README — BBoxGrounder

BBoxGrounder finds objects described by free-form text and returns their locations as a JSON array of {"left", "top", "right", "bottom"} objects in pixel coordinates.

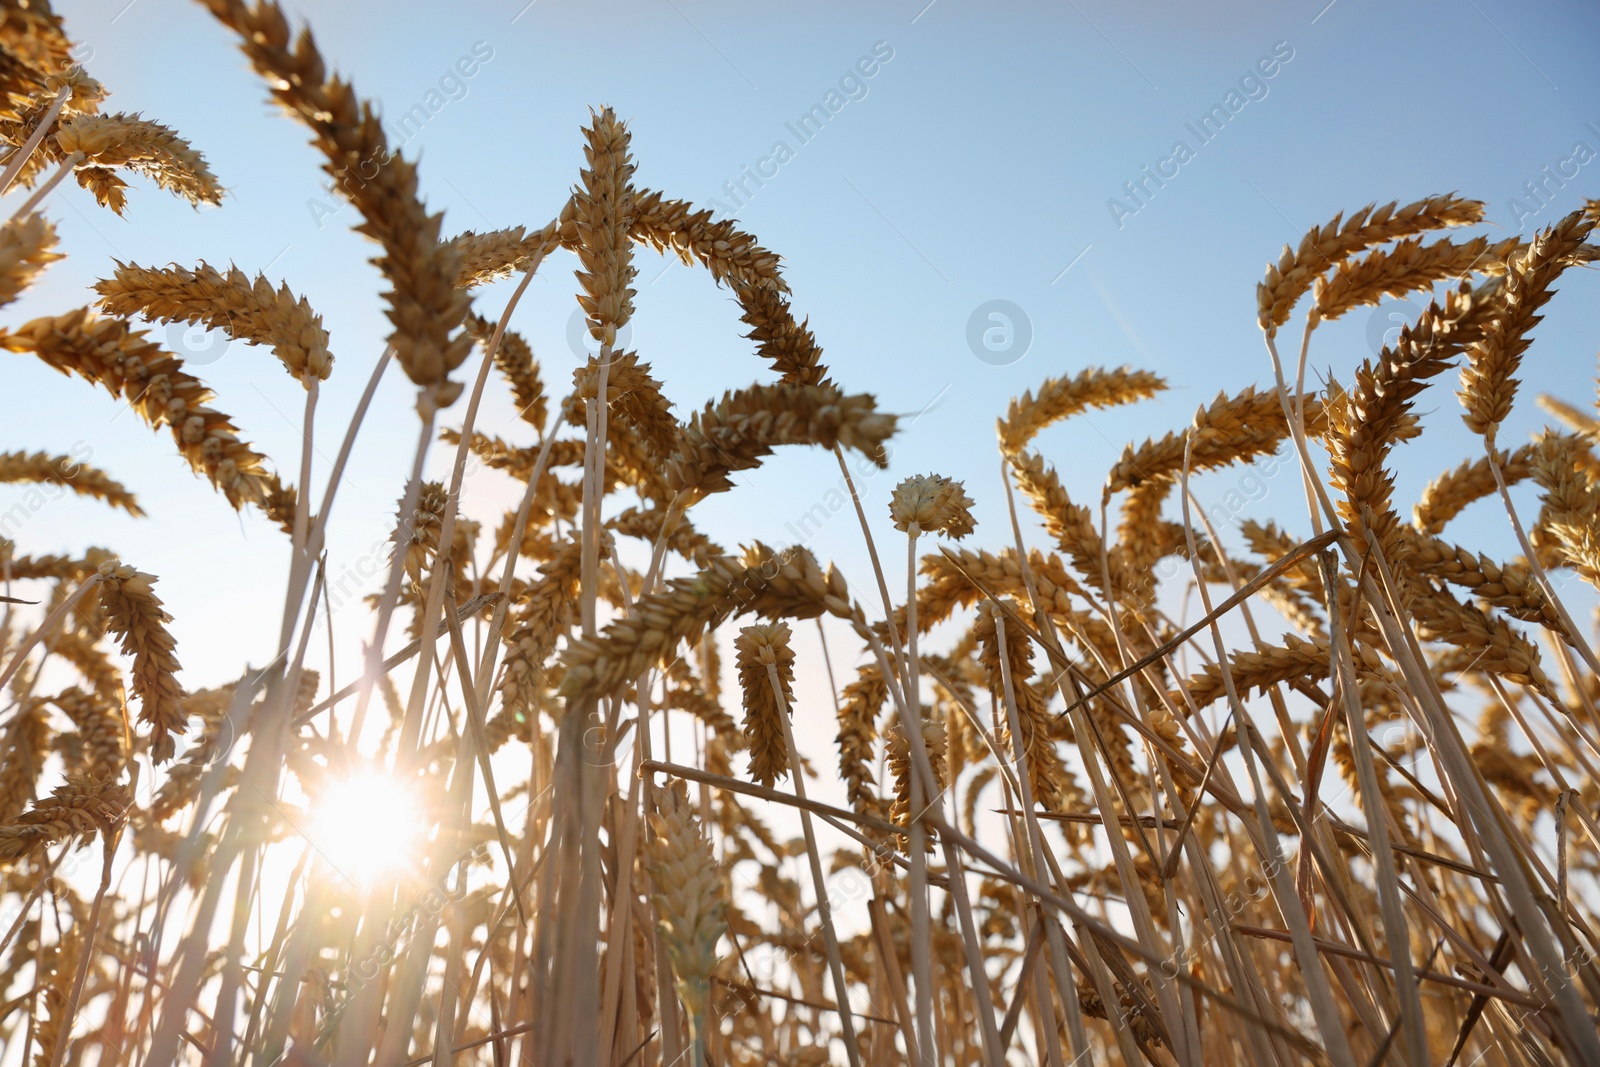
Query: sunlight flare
[{"left": 306, "top": 770, "right": 422, "bottom": 885}]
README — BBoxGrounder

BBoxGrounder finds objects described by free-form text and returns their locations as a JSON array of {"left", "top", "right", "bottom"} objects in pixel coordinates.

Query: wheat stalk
[{"left": 0, "top": 7, "right": 1596, "bottom": 1060}]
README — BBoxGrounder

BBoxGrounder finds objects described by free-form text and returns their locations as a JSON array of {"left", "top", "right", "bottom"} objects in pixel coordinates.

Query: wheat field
[{"left": 0, "top": 2, "right": 1597, "bottom": 1065}]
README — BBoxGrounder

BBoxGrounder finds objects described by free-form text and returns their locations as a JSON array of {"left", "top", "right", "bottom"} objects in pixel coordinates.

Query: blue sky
[{"left": 10, "top": 0, "right": 1600, "bottom": 728}]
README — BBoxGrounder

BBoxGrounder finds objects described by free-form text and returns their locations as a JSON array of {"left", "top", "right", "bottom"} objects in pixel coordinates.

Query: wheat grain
[
  {"left": 200, "top": 0, "right": 470, "bottom": 409},
  {"left": 1324, "top": 286, "right": 1487, "bottom": 560},
  {"left": 1530, "top": 433, "right": 1600, "bottom": 589},
  {"left": 835, "top": 663, "right": 887, "bottom": 828},
  {"left": 388, "top": 481, "right": 479, "bottom": 618},
  {"left": 911, "top": 545, "right": 1089, "bottom": 637},
  {"left": 450, "top": 216, "right": 565, "bottom": 288},
  {"left": 31, "top": 916, "right": 81, "bottom": 1066},
  {"left": 1401, "top": 530, "right": 1560, "bottom": 631},
  {"left": 73, "top": 165, "right": 125, "bottom": 213},
  {"left": 573, "top": 350, "right": 676, "bottom": 458},
  {"left": 1116, "top": 482, "right": 1197, "bottom": 580},
  {"left": 50, "top": 111, "right": 222, "bottom": 206},
  {"left": 1459, "top": 210, "right": 1595, "bottom": 442},
  {"left": 48, "top": 628, "right": 121, "bottom": 707},
  {"left": 889, "top": 474, "right": 977, "bottom": 539},
  {"left": 1311, "top": 234, "right": 1526, "bottom": 323},
  {"left": 610, "top": 505, "right": 724, "bottom": 568},
  {"left": 148, "top": 686, "right": 237, "bottom": 821},
  {"left": 886, "top": 719, "right": 945, "bottom": 851},
  {"left": 0, "top": 546, "right": 113, "bottom": 585},
  {"left": 1106, "top": 386, "right": 1323, "bottom": 495},
  {"left": 0, "top": 65, "right": 104, "bottom": 193},
  {"left": 1411, "top": 581, "right": 1550, "bottom": 692},
  {"left": 464, "top": 312, "right": 545, "bottom": 428},
  {"left": 665, "top": 382, "right": 894, "bottom": 501},
  {"left": 53, "top": 113, "right": 221, "bottom": 205},
  {"left": 1413, "top": 445, "right": 1535, "bottom": 535},
  {"left": 572, "top": 107, "right": 636, "bottom": 349},
  {"left": 630, "top": 189, "right": 785, "bottom": 293},
  {"left": 446, "top": 428, "right": 662, "bottom": 512},
  {"left": 49, "top": 687, "right": 123, "bottom": 781},
  {"left": 561, "top": 543, "right": 852, "bottom": 705},
  {"left": 734, "top": 281, "right": 831, "bottom": 388},
  {"left": 499, "top": 533, "right": 584, "bottom": 724},
  {"left": 1009, "top": 450, "right": 1123, "bottom": 594},
  {"left": 975, "top": 603, "right": 1067, "bottom": 810},
  {"left": 0, "top": 698, "right": 49, "bottom": 824},
  {"left": 662, "top": 658, "right": 738, "bottom": 749},
  {"left": 1536, "top": 394, "right": 1600, "bottom": 439},
  {"left": 0, "top": 6, "right": 75, "bottom": 88},
  {"left": 1174, "top": 635, "right": 1333, "bottom": 711},
  {"left": 0, "top": 49, "right": 45, "bottom": 122}
]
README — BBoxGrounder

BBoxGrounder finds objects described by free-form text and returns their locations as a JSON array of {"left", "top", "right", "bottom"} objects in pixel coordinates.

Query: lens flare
[{"left": 306, "top": 771, "right": 421, "bottom": 885}]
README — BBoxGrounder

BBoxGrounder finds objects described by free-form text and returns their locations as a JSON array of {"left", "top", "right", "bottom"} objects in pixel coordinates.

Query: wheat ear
[
  {"left": 645, "top": 781, "right": 726, "bottom": 1067},
  {"left": 0, "top": 773, "right": 125, "bottom": 862},
  {"left": 1257, "top": 194, "right": 1483, "bottom": 332},
  {"left": 95, "top": 260, "right": 333, "bottom": 384},
  {"left": 0, "top": 308, "right": 282, "bottom": 514},
  {"left": 96, "top": 561, "right": 186, "bottom": 763},
  {"left": 746, "top": 622, "right": 863, "bottom": 1065},
  {"left": 0, "top": 450, "right": 142, "bottom": 515},
  {"left": 0, "top": 211, "right": 58, "bottom": 308},
  {"left": 199, "top": 0, "right": 470, "bottom": 410},
  {"left": 53, "top": 112, "right": 222, "bottom": 205}
]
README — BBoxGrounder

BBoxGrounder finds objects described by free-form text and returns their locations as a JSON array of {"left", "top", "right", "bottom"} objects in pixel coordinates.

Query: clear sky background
[{"left": 9, "top": 0, "right": 1600, "bottom": 772}]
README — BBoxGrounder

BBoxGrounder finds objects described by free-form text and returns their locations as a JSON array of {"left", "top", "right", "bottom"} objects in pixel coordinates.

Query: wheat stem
[
  {"left": 44, "top": 841, "right": 109, "bottom": 1067},
  {"left": 343, "top": 383, "right": 438, "bottom": 750},
  {"left": 0, "top": 572, "right": 99, "bottom": 695},
  {"left": 10, "top": 151, "right": 80, "bottom": 219},
  {"left": 765, "top": 659, "right": 863, "bottom": 1065},
  {"left": 0, "top": 87, "right": 69, "bottom": 194},
  {"left": 1177, "top": 437, "right": 1360, "bottom": 1067},
  {"left": 1485, "top": 445, "right": 1600, "bottom": 678}
]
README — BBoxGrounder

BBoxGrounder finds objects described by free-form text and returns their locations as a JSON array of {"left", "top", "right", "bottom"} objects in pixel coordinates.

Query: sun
[{"left": 306, "top": 770, "right": 423, "bottom": 886}]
